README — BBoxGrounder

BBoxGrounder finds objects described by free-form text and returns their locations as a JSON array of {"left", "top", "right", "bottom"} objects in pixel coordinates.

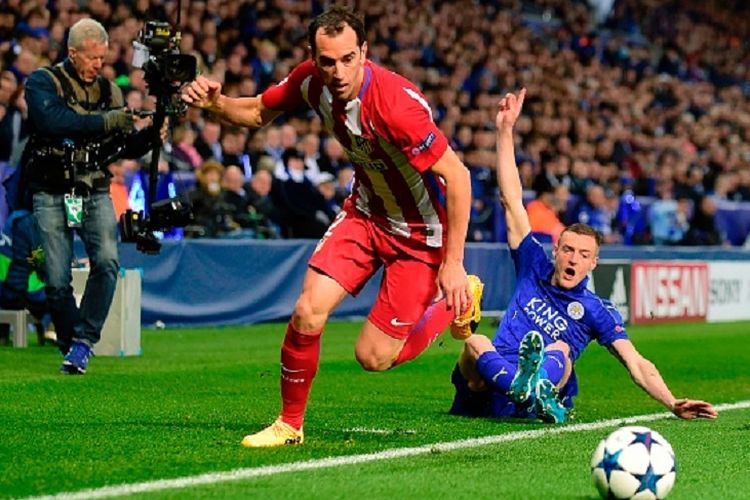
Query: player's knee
[
  {"left": 546, "top": 340, "right": 571, "bottom": 358},
  {"left": 357, "top": 357, "right": 389, "bottom": 372},
  {"left": 292, "top": 294, "right": 328, "bottom": 332},
  {"left": 354, "top": 345, "right": 393, "bottom": 372},
  {"left": 465, "top": 334, "right": 494, "bottom": 361}
]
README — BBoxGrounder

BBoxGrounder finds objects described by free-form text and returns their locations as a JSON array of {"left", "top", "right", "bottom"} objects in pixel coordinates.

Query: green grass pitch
[{"left": 1, "top": 320, "right": 749, "bottom": 499}]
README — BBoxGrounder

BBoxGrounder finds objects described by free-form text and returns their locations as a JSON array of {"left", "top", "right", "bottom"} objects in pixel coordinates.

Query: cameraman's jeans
[{"left": 33, "top": 191, "right": 119, "bottom": 352}]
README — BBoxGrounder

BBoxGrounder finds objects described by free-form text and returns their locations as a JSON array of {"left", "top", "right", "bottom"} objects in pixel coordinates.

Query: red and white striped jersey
[{"left": 261, "top": 59, "right": 449, "bottom": 248}]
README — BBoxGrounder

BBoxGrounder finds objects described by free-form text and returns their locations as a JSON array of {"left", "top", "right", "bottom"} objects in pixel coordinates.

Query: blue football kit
[{"left": 451, "top": 233, "right": 628, "bottom": 418}]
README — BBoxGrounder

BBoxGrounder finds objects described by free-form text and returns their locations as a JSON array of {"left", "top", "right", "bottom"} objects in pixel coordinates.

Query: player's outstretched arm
[
  {"left": 181, "top": 75, "right": 281, "bottom": 128},
  {"left": 495, "top": 89, "right": 531, "bottom": 250},
  {"left": 610, "top": 339, "right": 718, "bottom": 420},
  {"left": 430, "top": 147, "right": 472, "bottom": 315}
]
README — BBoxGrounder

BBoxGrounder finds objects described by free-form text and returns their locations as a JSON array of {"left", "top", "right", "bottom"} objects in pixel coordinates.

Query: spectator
[
  {"left": 517, "top": 158, "right": 536, "bottom": 190},
  {"left": 271, "top": 148, "right": 334, "bottom": 239},
  {"left": 0, "top": 6, "right": 17, "bottom": 49},
  {"left": 247, "top": 169, "right": 280, "bottom": 238},
  {"left": 648, "top": 179, "right": 691, "bottom": 245},
  {"left": 575, "top": 184, "right": 620, "bottom": 244},
  {"left": 124, "top": 89, "right": 144, "bottom": 111},
  {"left": 731, "top": 170, "right": 750, "bottom": 201},
  {"left": 683, "top": 195, "right": 723, "bottom": 246},
  {"left": 280, "top": 124, "right": 298, "bottom": 151},
  {"left": 317, "top": 137, "right": 351, "bottom": 174},
  {"left": 170, "top": 125, "right": 202, "bottom": 171},
  {"left": 218, "top": 164, "right": 272, "bottom": 238},
  {"left": 187, "top": 159, "right": 235, "bottom": 238},
  {"left": 615, "top": 178, "right": 648, "bottom": 245},
  {"left": 262, "top": 126, "right": 283, "bottom": 165},
  {"left": 568, "top": 159, "right": 592, "bottom": 196},
  {"left": 250, "top": 40, "right": 277, "bottom": 91},
  {"left": 533, "top": 157, "right": 564, "bottom": 193},
  {"left": 0, "top": 70, "right": 17, "bottom": 107},
  {"left": 194, "top": 119, "right": 223, "bottom": 162},
  {"left": 527, "top": 184, "right": 569, "bottom": 244},
  {"left": 0, "top": 81, "right": 27, "bottom": 163},
  {"left": 301, "top": 133, "right": 323, "bottom": 180},
  {"left": 220, "top": 165, "right": 250, "bottom": 220},
  {"left": 9, "top": 49, "right": 37, "bottom": 83},
  {"left": 220, "top": 127, "right": 249, "bottom": 170},
  {"left": 314, "top": 171, "right": 340, "bottom": 215}
]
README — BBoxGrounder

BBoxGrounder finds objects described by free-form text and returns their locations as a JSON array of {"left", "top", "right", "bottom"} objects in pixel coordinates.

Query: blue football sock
[
  {"left": 540, "top": 349, "right": 566, "bottom": 385},
  {"left": 476, "top": 351, "right": 516, "bottom": 392}
]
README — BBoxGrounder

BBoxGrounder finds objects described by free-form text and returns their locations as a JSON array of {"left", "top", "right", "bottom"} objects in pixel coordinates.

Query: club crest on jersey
[
  {"left": 352, "top": 135, "right": 372, "bottom": 154},
  {"left": 345, "top": 134, "right": 385, "bottom": 170},
  {"left": 567, "top": 301, "right": 585, "bottom": 320}
]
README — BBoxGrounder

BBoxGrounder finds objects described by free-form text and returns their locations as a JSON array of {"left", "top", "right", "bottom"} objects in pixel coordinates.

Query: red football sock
[
  {"left": 392, "top": 298, "right": 454, "bottom": 367},
  {"left": 279, "top": 322, "right": 321, "bottom": 430}
]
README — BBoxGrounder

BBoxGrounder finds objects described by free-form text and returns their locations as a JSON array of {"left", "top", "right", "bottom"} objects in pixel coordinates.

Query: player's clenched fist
[{"left": 181, "top": 75, "right": 222, "bottom": 110}]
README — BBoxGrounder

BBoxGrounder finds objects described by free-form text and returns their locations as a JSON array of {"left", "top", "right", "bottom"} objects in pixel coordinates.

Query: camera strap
[{"left": 46, "top": 65, "right": 112, "bottom": 111}]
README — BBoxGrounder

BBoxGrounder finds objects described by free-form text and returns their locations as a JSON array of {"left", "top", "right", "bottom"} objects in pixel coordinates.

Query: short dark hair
[
  {"left": 282, "top": 147, "right": 304, "bottom": 164},
  {"left": 307, "top": 6, "right": 365, "bottom": 57},
  {"left": 560, "top": 223, "right": 602, "bottom": 248}
]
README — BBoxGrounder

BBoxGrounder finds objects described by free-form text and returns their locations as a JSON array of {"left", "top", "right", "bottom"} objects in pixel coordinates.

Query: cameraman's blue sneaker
[
  {"left": 508, "top": 331, "right": 544, "bottom": 403},
  {"left": 533, "top": 378, "right": 568, "bottom": 424},
  {"left": 61, "top": 341, "right": 92, "bottom": 375}
]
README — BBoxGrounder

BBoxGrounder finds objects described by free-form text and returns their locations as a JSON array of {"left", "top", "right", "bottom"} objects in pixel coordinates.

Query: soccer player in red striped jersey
[{"left": 182, "top": 6, "right": 484, "bottom": 447}]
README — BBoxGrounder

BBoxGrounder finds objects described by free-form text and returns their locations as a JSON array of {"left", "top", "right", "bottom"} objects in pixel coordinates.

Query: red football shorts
[{"left": 309, "top": 209, "right": 443, "bottom": 340}]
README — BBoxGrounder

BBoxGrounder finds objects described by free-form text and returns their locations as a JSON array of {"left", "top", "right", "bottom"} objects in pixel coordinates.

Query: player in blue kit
[{"left": 450, "top": 89, "right": 718, "bottom": 423}]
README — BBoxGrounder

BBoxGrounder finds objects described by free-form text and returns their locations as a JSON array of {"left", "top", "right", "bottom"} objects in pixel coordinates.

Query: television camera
[{"left": 119, "top": 18, "right": 197, "bottom": 254}]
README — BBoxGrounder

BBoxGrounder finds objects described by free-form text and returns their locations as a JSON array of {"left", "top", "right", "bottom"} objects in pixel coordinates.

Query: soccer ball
[{"left": 591, "top": 425, "right": 676, "bottom": 499}]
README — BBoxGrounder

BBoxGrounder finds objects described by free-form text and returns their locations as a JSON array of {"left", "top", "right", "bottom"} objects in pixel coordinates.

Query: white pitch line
[
  {"left": 342, "top": 427, "right": 417, "bottom": 434},
  {"left": 23, "top": 400, "right": 750, "bottom": 500}
]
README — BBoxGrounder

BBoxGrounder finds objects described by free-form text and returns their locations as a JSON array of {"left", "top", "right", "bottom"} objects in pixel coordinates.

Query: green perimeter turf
[
  {"left": 0, "top": 320, "right": 749, "bottom": 499},
  {"left": 128, "top": 409, "right": 750, "bottom": 500}
]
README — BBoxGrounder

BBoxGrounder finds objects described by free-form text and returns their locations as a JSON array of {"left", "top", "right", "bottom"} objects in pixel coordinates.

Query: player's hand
[
  {"left": 438, "top": 261, "right": 471, "bottom": 318},
  {"left": 181, "top": 75, "right": 222, "bottom": 110},
  {"left": 495, "top": 88, "right": 526, "bottom": 132},
  {"left": 671, "top": 399, "right": 718, "bottom": 420}
]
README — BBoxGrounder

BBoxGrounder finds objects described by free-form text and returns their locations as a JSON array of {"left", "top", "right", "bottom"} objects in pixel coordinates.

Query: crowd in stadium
[{"left": 1, "top": 0, "right": 749, "bottom": 245}]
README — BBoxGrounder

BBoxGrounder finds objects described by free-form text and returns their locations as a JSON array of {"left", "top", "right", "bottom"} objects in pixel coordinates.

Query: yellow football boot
[
  {"left": 450, "top": 275, "right": 484, "bottom": 340},
  {"left": 241, "top": 418, "right": 304, "bottom": 448}
]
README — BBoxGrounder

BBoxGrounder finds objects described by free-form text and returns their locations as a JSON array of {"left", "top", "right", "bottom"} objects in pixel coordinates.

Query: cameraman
[{"left": 23, "top": 19, "right": 164, "bottom": 374}]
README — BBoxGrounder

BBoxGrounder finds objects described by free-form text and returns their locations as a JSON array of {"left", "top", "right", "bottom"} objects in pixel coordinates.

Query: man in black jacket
[{"left": 23, "top": 18, "right": 161, "bottom": 374}]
